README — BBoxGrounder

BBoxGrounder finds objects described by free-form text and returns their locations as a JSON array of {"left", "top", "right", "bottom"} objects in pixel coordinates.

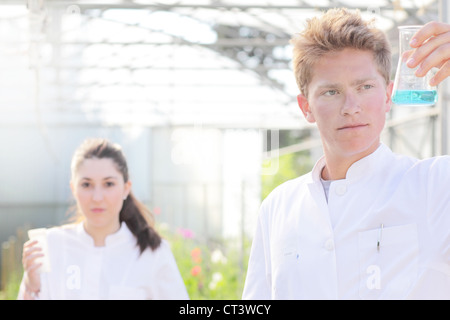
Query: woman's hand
[
  {"left": 21, "top": 240, "right": 43, "bottom": 299},
  {"left": 407, "top": 21, "right": 450, "bottom": 86}
]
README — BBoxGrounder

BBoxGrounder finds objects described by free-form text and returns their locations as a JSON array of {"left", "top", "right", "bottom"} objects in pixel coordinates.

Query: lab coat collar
[
  {"left": 310, "top": 143, "right": 394, "bottom": 183},
  {"left": 76, "top": 221, "right": 135, "bottom": 248}
]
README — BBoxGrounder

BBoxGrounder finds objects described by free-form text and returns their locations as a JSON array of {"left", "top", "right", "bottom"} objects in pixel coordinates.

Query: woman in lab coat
[
  {"left": 243, "top": 9, "right": 450, "bottom": 299},
  {"left": 19, "top": 138, "right": 189, "bottom": 299}
]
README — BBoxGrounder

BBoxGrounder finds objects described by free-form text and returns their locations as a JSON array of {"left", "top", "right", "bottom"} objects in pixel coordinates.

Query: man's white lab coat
[{"left": 243, "top": 143, "right": 450, "bottom": 299}]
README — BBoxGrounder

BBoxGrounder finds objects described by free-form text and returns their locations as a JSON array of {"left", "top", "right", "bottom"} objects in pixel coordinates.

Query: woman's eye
[
  {"left": 105, "top": 182, "right": 115, "bottom": 187},
  {"left": 81, "top": 182, "right": 90, "bottom": 188}
]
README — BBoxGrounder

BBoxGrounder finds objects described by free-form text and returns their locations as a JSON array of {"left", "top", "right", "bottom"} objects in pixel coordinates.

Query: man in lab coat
[{"left": 243, "top": 8, "right": 450, "bottom": 299}]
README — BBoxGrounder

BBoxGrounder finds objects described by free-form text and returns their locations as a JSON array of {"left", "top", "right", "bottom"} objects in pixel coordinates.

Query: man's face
[{"left": 298, "top": 48, "right": 393, "bottom": 160}]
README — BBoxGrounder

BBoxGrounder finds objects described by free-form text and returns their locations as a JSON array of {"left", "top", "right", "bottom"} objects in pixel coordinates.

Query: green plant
[
  {"left": 262, "top": 152, "right": 312, "bottom": 200},
  {"left": 159, "top": 224, "right": 250, "bottom": 300},
  {"left": 0, "top": 271, "right": 22, "bottom": 300}
]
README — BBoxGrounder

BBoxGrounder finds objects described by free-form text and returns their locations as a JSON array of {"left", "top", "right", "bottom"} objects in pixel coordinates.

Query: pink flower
[{"left": 176, "top": 227, "right": 194, "bottom": 239}]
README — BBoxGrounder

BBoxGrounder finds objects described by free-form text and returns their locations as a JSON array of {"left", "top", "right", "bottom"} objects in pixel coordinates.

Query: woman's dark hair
[{"left": 70, "top": 138, "right": 161, "bottom": 253}]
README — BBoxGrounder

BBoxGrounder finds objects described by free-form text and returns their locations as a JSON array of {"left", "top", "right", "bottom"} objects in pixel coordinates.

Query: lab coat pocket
[
  {"left": 108, "top": 285, "right": 147, "bottom": 300},
  {"left": 272, "top": 241, "right": 300, "bottom": 299},
  {"left": 358, "top": 223, "right": 419, "bottom": 299}
]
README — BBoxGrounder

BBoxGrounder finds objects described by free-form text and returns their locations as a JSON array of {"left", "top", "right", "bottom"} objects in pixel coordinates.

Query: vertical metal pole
[
  {"left": 240, "top": 180, "right": 246, "bottom": 292},
  {"left": 439, "top": 0, "right": 449, "bottom": 155},
  {"left": 203, "top": 183, "right": 208, "bottom": 241}
]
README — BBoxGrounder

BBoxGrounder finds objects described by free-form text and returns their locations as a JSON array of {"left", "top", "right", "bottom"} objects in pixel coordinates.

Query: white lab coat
[
  {"left": 18, "top": 222, "right": 189, "bottom": 300},
  {"left": 243, "top": 143, "right": 450, "bottom": 299}
]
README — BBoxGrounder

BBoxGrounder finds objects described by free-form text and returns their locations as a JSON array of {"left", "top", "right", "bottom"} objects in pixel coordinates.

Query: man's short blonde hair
[{"left": 291, "top": 8, "right": 391, "bottom": 97}]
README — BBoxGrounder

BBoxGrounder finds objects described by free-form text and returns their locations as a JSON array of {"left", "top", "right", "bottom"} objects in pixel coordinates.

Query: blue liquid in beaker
[{"left": 392, "top": 90, "right": 437, "bottom": 106}]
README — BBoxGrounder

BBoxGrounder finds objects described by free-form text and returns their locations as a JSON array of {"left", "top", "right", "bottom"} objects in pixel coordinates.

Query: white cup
[{"left": 27, "top": 228, "right": 51, "bottom": 273}]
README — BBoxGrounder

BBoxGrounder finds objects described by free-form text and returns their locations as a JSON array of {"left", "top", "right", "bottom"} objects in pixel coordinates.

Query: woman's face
[{"left": 71, "top": 158, "right": 131, "bottom": 233}]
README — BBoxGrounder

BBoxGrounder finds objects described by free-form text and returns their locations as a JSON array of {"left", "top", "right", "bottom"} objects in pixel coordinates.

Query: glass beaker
[{"left": 391, "top": 26, "right": 437, "bottom": 106}]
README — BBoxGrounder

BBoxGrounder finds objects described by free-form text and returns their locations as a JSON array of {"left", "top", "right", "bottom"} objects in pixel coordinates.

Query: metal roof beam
[{"left": 1, "top": 1, "right": 398, "bottom": 11}]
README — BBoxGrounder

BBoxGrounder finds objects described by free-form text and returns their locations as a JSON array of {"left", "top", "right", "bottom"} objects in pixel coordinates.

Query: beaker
[
  {"left": 391, "top": 26, "right": 437, "bottom": 106},
  {"left": 28, "top": 228, "right": 51, "bottom": 273}
]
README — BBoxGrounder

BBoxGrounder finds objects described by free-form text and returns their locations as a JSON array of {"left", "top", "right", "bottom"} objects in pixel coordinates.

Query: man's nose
[{"left": 341, "top": 92, "right": 361, "bottom": 115}]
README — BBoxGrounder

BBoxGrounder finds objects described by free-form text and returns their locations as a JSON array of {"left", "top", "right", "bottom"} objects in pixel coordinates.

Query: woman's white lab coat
[
  {"left": 18, "top": 222, "right": 189, "bottom": 300},
  {"left": 243, "top": 143, "right": 450, "bottom": 299}
]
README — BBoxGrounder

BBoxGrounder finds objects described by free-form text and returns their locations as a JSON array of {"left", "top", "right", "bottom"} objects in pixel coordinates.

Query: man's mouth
[{"left": 338, "top": 123, "right": 368, "bottom": 130}]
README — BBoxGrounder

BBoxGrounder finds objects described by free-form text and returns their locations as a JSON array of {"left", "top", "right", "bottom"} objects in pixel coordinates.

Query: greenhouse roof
[{"left": 0, "top": 0, "right": 440, "bottom": 129}]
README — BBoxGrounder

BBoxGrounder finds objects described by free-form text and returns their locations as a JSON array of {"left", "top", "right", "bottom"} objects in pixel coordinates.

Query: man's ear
[
  {"left": 385, "top": 81, "right": 394, "bottom": 113},
  {"left": 297, "top": 94, "right": 316, "bottom": 123}
]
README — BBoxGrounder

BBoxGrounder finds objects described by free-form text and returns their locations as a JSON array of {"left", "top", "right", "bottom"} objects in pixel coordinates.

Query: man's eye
[
  {"left": 362, "top": 84, "right": 374, "bottom": 90},
  {"left": 324, "top": 90, "right": 338, "bottom": 96}
]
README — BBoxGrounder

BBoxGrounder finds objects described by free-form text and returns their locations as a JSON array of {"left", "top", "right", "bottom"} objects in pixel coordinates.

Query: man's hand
[{"left": 407, "top": 21, "right": 450, "bottom": 86}]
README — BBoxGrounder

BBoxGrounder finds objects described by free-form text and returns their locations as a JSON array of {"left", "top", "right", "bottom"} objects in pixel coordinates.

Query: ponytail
[{"left": 120, "top": 193, "right": 162, "bottom": 254}]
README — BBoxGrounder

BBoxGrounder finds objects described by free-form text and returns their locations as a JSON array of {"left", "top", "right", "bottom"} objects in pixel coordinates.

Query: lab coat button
[
  {"left": 324, "top": 239, "right": 334, "bottom": 251},
  {"left": 335, "top": 184, "right": 347, "bottom": 196}
]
